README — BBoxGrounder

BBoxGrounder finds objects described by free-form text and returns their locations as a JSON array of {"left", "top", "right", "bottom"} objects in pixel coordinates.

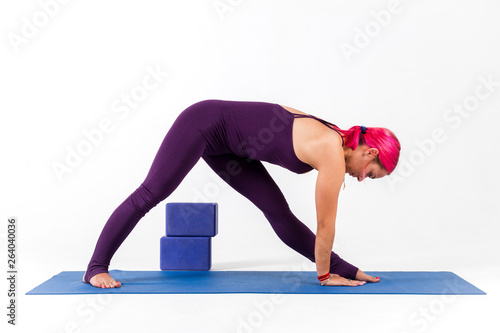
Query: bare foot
[
  {"left": 355, "top": 269, "right": 380, "bottom": 283},
  {"left": 83, "top": 272, "right": 121, "bottom": 288}
]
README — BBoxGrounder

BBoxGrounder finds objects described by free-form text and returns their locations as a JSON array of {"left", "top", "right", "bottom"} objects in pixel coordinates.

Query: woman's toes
[{"left": 88, "top": 274, "right": 121, "bottom": 288}]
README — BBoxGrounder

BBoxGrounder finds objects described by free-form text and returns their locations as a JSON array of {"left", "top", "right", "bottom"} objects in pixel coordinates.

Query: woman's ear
[{"left": 367, "top": 148, "right": 379, "bottom": 159}]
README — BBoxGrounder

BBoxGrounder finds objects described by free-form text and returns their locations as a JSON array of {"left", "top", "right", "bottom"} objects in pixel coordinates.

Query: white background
[{"left": 1, "top": 0, "right": 499, "bottom": 332}]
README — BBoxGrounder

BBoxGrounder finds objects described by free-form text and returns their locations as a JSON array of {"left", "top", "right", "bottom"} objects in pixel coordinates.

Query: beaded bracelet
[
  {"left": 318, "top": 272, "right": 330, "bottom": 281},
  {"left": 319, "top": 274, "right": 332, "bottom": 286},
  {"left": 318, "top": 272, "right": 331, "bottom": 286}
]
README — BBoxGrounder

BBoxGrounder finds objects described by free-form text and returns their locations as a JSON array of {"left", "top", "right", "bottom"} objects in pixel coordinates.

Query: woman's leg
[
  {"left": 84, "top": 102, "right": 212, "bottom": 284},
  {"left": 202, "top": 154, "right": 359, "bottom": 280}
]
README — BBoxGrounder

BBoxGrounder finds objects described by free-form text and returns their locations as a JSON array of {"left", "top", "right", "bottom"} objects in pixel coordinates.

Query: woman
[{"left": 83, "top": 99, "right": 400, "bottom": 288}]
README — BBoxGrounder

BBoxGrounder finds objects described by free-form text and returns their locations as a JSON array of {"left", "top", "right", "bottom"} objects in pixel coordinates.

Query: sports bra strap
[{"left": 293, "top": 114, "right": 345, "bottom": 146}]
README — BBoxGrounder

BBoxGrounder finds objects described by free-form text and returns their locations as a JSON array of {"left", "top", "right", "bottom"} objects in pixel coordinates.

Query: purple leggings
[{"left": 83, "top": 100, "right": 358, "bottom": 283}]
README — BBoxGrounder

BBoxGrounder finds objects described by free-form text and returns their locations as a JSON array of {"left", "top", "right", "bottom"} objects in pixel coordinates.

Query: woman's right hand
[
  {"left": 324, "top": 273, "right": 366, "bottom": 286},
  {"left": 324, "top": 270, "right": 381, "bottom": 286}
]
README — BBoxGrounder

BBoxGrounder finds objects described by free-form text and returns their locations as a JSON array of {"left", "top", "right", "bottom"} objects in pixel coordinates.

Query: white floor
[{"left": 4, "top": 259, "right": 497, "bottom": 333}]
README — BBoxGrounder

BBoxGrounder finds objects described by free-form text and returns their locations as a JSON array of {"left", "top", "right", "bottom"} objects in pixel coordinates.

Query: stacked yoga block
[{"left": 160, "top": 203, "right": 218, "bottom": 270}]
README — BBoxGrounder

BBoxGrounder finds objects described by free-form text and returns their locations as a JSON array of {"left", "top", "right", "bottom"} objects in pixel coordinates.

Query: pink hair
[{"left": 333, "top": 125, "right": 401, "bottom": 174}]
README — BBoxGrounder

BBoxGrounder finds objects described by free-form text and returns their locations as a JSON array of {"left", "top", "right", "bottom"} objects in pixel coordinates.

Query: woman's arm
[{"left": 311, "top": 138, "right": 345, "bottom": 277}]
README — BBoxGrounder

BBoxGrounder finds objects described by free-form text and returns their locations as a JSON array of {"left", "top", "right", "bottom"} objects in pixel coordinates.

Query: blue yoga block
[
  {"left": 160, "top": 236, "right": 211, "bottom": 270},
  {"left": 165, "top": 202, "right": 218, "bottom": 237}
]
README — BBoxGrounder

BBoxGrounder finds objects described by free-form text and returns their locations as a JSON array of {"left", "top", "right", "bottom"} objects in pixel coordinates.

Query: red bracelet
[{"left": 318, "top": 273, "right": 330, "bottom": 281}]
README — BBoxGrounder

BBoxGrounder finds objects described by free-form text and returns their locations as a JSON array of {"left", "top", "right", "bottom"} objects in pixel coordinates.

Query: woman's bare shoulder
[
  {"left": 283, "top": 104, "right": 343, "bottom": 171},
  {"left": 278, "top": 105, "right": 308, "bottom": 116}
]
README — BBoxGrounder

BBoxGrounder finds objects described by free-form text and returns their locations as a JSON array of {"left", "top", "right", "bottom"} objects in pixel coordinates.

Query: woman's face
[{"left": 346, "top": 145, "right": 389, "bottom": 181}]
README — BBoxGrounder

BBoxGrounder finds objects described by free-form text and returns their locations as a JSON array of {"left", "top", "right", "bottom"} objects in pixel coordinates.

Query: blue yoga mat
[{"left": 26, "top": 270, "right": 486, "bottom": 295}]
